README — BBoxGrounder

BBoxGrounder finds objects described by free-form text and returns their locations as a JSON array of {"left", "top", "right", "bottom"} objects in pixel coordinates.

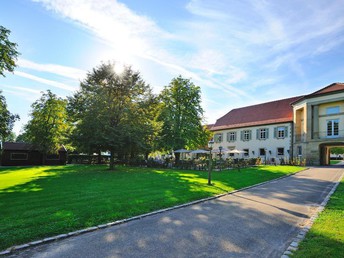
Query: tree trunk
[{"left": 109, "top": 149, "right": 115, "bottom": 170}]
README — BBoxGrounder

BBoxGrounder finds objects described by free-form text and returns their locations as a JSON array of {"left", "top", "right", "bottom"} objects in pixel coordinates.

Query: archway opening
[{"left": 319, "top": 143, "right": 344, "bottom": 166}]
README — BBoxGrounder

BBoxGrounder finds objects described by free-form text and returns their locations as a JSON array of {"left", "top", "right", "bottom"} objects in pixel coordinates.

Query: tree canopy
[
  {"left": 158, "top": 76, "right": 209, "bottom": 152},
  {"left": 24, "top": 90, "right": 70, "bottom": 158},
  {"left": 0, "top": 25, "right": 19, "bottom": 77},
  {"left": 0, "top": 90, "right": 19, "bottom": 142},
  {"left": 68, "top": 62, "right": 160, "bottom": 169}
]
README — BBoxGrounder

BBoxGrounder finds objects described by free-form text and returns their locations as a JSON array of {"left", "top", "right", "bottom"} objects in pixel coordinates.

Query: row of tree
[
  {"left": 1, "top": 25, "right": 210, "bottom": 169},
  {"left": 3, "top": 63, "right": 210, "bottom": 169}
]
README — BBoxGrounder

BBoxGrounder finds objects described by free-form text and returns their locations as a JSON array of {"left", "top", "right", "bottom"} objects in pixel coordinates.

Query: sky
[{"left": 1, "top": 0, "right": 344, "bottom": 135}]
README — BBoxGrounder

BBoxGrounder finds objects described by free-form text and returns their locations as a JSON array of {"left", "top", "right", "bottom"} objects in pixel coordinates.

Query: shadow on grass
[
  {"left": 0, "top": 165, "right": 313, "bottom": 251},
  {"left": 7, "top": 167, "right": 343, "bottom": 257}
]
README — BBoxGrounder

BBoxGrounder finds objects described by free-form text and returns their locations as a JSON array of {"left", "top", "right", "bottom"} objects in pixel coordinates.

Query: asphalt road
[{"left": 7, "top": 166, "right": 344, "bottom": 258}]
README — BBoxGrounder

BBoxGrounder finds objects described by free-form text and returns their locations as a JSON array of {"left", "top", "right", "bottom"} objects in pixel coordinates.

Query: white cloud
[
  {"left": 17, "top": 59, "right": 86, "bottom": 80},
  {"left": 31, "top": 0, "right": 344, "bottom": 120},
  {"left": 14, "top": 71, "right": 77, "bottom": 91}
]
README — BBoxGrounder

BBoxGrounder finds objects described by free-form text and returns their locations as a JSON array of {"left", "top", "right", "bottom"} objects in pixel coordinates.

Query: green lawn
[
  {"left": 330, "top": 160, "right": 342, "bottom": 165},
  {"left": 0, "top": 165, "right": 302, "bottom": 250},
  {"left": 292, "top": 177, "right": 344, "bottom": 258}
]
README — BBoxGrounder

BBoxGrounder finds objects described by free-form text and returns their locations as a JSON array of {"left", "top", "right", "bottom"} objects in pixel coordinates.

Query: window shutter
[
  {"left": 256, "top": 129, "right": 259, "bottom": 140},
  {"left": 234, "top": 132, "right": 237, "bottom": 141},
  {"left": 227, "top": 133, "right": 230, "bottom": 142},
  {"left": 285, "top": 126, "right": 288, "bottom": 138},
  {"left": 274, "top": 127, "right": 277, "bottom": 138},
  {"left": 249, "top": 130, "right": 252, "bottom": 140},
  {"left": 266, "top": 128, "right": 269, "bottom": 139},
  {"left": 241, "top": 131, "right": 244, "bottom": 141}
]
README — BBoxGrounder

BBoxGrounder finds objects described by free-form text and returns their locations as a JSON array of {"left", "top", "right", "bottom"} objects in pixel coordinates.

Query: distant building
[
  {"left": 1, "top": 142, "right": 67, "bottom": 166},
  {"left": 210, "top": 83, "right": 344, "bottom": 165}
]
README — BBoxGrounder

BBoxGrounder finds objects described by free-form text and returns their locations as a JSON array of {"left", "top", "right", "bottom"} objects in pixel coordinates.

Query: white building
[{"left": 210, "top": 83, "right": 344, "bottom": 165}]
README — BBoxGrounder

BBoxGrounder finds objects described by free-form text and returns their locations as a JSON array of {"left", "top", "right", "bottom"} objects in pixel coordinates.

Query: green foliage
[
  {"left": 24, "top": 90, "right": 71, "bottom": 154},
  {"left": 0, "top": 90, "right": 19, "bottom": 142},
  {"left": 0, "top": 165, "right": 303, "bottom": 250},
  {"left": 331, "top": 147, "right": 344, "bottom": 155},
  {"left": 68, "top": 62, "right": 160, "bottom": 169},
  {"left": 158, "top": 76, "right": 208, "bottom": 151},
  {"left": 0, "top": 25, "right": 19, "bottom": 77}
]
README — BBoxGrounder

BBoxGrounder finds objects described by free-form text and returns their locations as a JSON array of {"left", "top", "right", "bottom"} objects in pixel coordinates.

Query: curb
[
  {"left": 0, "top": 168, "right": 308, "bottom": 256},
  {"left": 281, "top": 170, "right": 344, "bottom": 258}
]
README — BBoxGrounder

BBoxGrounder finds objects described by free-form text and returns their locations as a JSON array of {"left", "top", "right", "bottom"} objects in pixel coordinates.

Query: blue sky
[{"left": 1, "top": 0, "right": 344, "bottom": 135}]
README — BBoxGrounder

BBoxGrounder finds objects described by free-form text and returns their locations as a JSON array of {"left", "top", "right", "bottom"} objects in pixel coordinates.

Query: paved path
[{"left": 8, "top": 167, "right": 344, "bottom": 258}]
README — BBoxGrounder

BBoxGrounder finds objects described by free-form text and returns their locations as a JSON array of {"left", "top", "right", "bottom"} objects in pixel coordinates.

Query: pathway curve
[{"left": 7, "top": 167, "right": 344, "bottom": 258}]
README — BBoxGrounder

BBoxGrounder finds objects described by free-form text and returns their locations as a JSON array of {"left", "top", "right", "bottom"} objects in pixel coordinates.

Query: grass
[
  {"left": 330, "top": 160, "right": 342, "bottom": 165},
  {"left": 0, "top": 165, "right": 303, "bottom": 250},
  {"left": 292, "top": 177, "right": 344, "bottom": 258}
]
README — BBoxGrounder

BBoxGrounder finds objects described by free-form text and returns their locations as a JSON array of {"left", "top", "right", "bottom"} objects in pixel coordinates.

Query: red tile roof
[
  {"left": 291, "top": 82, "right": 344, "bottom": 104},
  {"left": 211, "top": 96, "right": 302, "bottom": 131}
]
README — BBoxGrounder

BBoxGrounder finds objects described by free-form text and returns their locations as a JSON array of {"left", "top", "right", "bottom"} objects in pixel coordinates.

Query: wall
[{"left": 211, "top": 122, "right": 292, "bottom": 162}]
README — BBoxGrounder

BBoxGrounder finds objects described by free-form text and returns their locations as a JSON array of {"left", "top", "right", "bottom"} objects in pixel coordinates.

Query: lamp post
[
  {"left": 219, "top": 145, "right": 223, "bottom": 171},
  {"left": 208, "top": 139, "right": 214, "bottom": 185},
  {"left": 264, "top": 148, "right": 267, "bottom": 165}
]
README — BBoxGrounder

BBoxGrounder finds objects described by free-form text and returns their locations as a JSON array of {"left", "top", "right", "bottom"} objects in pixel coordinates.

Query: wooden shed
[{"left": 0, "top": 142, "right": 67, "bottom": 166}]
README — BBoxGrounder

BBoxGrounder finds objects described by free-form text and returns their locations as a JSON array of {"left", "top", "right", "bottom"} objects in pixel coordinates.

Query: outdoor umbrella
[
  {"left": 174, "top": 149, "right": 191, "bottom": 160},
  {"left": 229, "top": 149, "right": 246, "bottom": 154},
  {"left": 173, "top": 149, "right": 191, "bottom": 153},
  {"left": 190, "top": 149, "right": 210, "bottom": 154},
  {"left": 212, "top": 148, "right": 230, "bottom": 153}
]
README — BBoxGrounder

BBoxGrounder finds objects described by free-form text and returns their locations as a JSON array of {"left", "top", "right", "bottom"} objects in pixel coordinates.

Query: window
[
  {"left": 214, "top": 133, "right": 223, "bottom": 143},
  {"left": 259, "top": 148, "right": 266, "bottom": 156},
  {"left": 257, "top": 128, "right": 269, "bottom": 140},
  {"left": 326, "top": 106, "right": 340, "bottom": 115},
  {"left": 277, "top": 148, "right": 284, "bottom": 156},
  {"left": 327, "top": 119, "right": 339, "bottom": 137},
  {"left": 243, "top": 149, "right": 249, "bottom": 157},
  {"left": 241, "top": 130, "right": 251, "bottom": 141},
  {"left": 10, "top": 153, "right": 28, "bottom": 160},
  {"left": 228, "top": 147, "right": 235, "bottom": 157},
  {"left": 275, "top": 126, "right": 288, "bottom": 139},
  {"left": 227, "top": 132, "right": 236, "bottom": 142},
  {"left": 297, "top": 146, "right": 302, "bottom": 156}
]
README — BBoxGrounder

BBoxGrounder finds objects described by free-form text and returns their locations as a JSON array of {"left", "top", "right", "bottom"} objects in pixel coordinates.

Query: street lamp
[
  {"left": 264, "top": 148, "right": 267, "bottom": 165},
  {"left": 219, "top": 145, "right": 223, "bottom": 171},
  {"left": 208, "top": 139, "right": 214, "bottom": 185}
]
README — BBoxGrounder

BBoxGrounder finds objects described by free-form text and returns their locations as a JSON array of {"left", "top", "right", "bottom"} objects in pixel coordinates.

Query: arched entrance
[{"left": 319, "top": 142, "right": 344, "bottom": 165}]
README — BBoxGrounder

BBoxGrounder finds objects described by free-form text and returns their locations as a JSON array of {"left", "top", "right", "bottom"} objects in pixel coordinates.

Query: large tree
[
  {"left": 24, "top": 90, "right": 71, "bottom": 162},
  {"left": 0, "top": 91, "right": 19, "bottom": 142},
  {"left": 158, "top": 76, "right": 209, "bottom": 152},
  {"left": 69, "top": 62, "right": 159, "bottom": 169},
  {"left": 0, "top": 25, "right": 19, "bottom": 77}
]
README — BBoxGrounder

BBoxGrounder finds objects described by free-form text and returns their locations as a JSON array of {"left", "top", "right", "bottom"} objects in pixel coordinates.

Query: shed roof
[
  {"left": 211, "top": 96, "right": 302, "bottom": 131},
  {"left": 2, "top": 142, "right": 67, "bottom": 152}
]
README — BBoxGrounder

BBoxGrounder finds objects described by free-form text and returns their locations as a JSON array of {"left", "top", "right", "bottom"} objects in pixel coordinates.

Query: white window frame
[
  {"left": 243, "top": 130, "right": 251, "bottom": 141},
  {"left": 260, "top": 128, "right": 267, "bottom": 140},
  {"left": 327, "top": 119, "right": 339, "bottom": 138},
  {"left": 227, "top": 132, "right": 236, "bottom": 142},
  {"left": 277, "top": 127, "right": 285, "bottom": 138}
]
